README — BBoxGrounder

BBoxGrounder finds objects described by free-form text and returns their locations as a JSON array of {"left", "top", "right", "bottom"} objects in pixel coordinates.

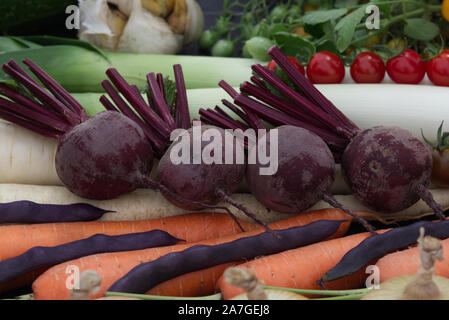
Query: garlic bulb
[
  {"left": 78, "top": 0, "right": 204, "bottom": 54},
  {"left": 117, "top": 0, "right": 183, "bottom": 54}
]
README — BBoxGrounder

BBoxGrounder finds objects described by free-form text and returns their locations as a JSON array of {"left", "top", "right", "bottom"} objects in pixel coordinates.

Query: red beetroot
[
  {"left": 263, "top": 46, "right": 444, "bottom": 220},
  {"left": 55, "top": 112, "right": 154, "bottom": 199},
  {"left": 246, "top": 125, "right": 335, "bottom": 213},
  {"left": 341, "top": 126, "right": 433, "bottom": 213},
  {"left": 0, "top": 60, "right": 154, "bottom": 200}
]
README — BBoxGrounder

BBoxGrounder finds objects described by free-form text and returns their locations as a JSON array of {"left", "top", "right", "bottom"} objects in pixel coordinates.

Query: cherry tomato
[
  {"left": 267, "top": 56, "right": 305, "bottom": 75},
  {"left": 387, "top": 38, "right": 406, "bottom": 52},
  {"left": 426, "top": 50, "right": 449, "bottom": 87},
  {"left": 432, "top": 148, "right": 449, "bottom": 187},
  {"left": 306, "top": 52, "right": 345, "bottom": 84},
  {"left": 198, "top": 30, "right": 218, "bottom": 49},
  {"left": 443, "top": 0, "right": 449, "bottom": 22},
  {"left": 386, "top": 49, "right": 425, "bottom": 84},
  {"left": 211, "top": 40, "right": 235, "bottom": 57},
  {"left": 350, "top": 52, "right": 385, "bottom": 83}
]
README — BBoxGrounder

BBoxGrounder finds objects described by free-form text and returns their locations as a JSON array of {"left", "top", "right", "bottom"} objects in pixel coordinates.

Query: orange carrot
[
  {"left": 217, "top": 232, "right": 372, "bottom": 299},
  {"left": 0, "top": 213, "right": 261, "bottom": 262},
  {"left": 376, "top": 238, "right": 449, "bottom": 282},
  {"left": 31, "top": 209, "right": 351, "bottom": 299},
  {"left": 0, "top": 212, "right": 248, "bottom": 293}
]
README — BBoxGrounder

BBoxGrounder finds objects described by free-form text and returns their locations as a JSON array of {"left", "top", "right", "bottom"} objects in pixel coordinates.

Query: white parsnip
[
  {"left": 0, "top": 121, "right": 59, "bottom": 185},
  {"left": 0, "top": 184, "right": 446, "bottom": 224}
]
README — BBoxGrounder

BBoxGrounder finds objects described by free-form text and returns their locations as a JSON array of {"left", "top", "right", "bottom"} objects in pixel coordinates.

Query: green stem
[
  {"left": 263, "top": 286, "right": 370, "bottom": 296},
  {"left": 316, "top": 293, "right": 367, "bottom": 300},
  {"left": 105, "top": 292, "right": 223, "bottom": 300},
  {"left": 351, "top": 5, "right": 441, "bottom": 45}
]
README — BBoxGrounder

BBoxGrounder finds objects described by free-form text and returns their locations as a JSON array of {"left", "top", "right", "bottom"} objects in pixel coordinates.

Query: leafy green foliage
[
  {"left": 199, "top": 0, "right": 446, "bottom": 61},
  {"left": 273, "top": 32, "right": 316, "bottom": 64},
  {"left": 404, "top": 19, "right": 440, "bottom": 41},
  {"left": 334, "top": 6, "right": 368, "bottom": 52}
]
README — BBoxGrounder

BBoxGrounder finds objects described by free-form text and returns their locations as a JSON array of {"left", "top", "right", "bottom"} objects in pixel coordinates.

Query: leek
[{"left": 0, "top": 37, "right": 257, "bottom": 92}]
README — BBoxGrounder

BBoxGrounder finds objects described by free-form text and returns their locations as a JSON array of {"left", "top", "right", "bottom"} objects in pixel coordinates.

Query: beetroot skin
[
  {"left": 341, "top": 126, "right": 432, "bottom": 213},
  {"left": 247, "top": 125, "right": 336, "bottom": 214},
  {"left": 55, "top": 111, "right": 154, "bottom": 200},
  {"left": 156, "top": 125, "right": 245, "bottom": 210}
]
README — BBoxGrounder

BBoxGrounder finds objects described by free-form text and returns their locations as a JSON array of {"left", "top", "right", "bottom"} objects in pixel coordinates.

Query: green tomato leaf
[
  {"left": 303, "top": 8, "right": 348, "bottom": 25},
  {"left": 334, "top": 6, "right": 367, "bottom": 53},
  {"left": 273, "top": 32, "right": 316, "bottom": 64},
  {"left": 315, "top": 39, "right": 339, "bottom": 55},
  {"left": 404, "top": 19, "right": 440, "bottom": 41},
  {"left": 370, "top": 0, "right": 391, "bottom": 17}
]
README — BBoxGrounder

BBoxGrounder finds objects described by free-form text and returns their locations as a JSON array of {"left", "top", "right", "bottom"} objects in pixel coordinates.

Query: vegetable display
[
  {"left": 0, "top": 1, "right": 449, "bottom": 302},
  {"left": 32, "top": 214, "right": 349, "bottom": 299}
]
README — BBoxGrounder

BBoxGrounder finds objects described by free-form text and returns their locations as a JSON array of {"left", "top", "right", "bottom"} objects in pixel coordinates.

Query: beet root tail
[
  {"left": 321, "top": 193, "right": 377, "bottom": 235},
  {"left": 140, "top": 176, "right": 246, "bottom": 232},
  {"left": 215, "top": 188, "right": 278, "bottom": 239},
  {"left": 414, "top": 184, "right": 446, "bottom": 221}
]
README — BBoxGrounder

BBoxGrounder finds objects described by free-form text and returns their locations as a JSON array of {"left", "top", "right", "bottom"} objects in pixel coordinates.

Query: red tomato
[
  {"left": 350, "top": 52, "right": 386, "bottom": 83},
  {"left": 386, "top": 49, "right": 426, "bottom": 84},
  {"left": 306, "top": 52, "right": 345, "bottom": 84},
  {"left": 267, "top": 56, "right": 305, "bottom": 75},
  {"left": 426, "top": 50, "right": 449, "bottom": 87}
]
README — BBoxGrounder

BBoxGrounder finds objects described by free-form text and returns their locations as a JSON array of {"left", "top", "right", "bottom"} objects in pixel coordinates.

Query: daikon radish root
[
  {"left": 0, "top": 184, "right": 447, "bottom": 224},
  {"left": 0, "top": 121, "right": 59, "bottom": 185}
]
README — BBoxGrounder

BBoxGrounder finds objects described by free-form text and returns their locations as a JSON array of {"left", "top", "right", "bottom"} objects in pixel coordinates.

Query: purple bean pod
[
  {"left": 108, "top": 219, "right": 345, "bottom": 294},
  {"left": 0, "top": 201, "right": 113, "bottom": 223},
  {"left": 0, "top": 230, "right": 182, "bottom": 283},
  {"left": 321, "top": 219, "right": 449, "bottom": 283}
]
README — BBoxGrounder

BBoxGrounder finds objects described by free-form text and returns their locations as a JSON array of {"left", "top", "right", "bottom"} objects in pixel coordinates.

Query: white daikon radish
[
  {"left": 0, "top": 184, "right": 446, "bottom": 224},
  {"left": 0, "top": 121, "right": 59, "bottom": 185}
]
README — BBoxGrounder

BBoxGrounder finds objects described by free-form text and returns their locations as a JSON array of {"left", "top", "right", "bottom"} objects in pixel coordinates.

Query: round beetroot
[
  {"left": 246, "top": 125, "right": 335, "bottom": 214},
  {"left": 55, "top": 111, "right": 154, "bottom": 200},
  {"left": 341, "top": 126, "right": 432, "bottom": 213},
  {"left": 156, "top": 125, "right": 245, "bottom": 210}
]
